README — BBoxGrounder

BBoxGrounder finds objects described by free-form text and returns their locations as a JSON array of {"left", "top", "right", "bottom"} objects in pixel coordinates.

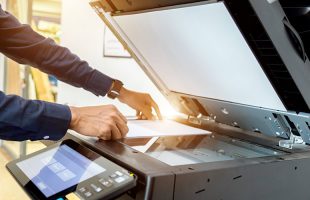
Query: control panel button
[
  {"left": 109, "top": 174, "right": 117, "bottom": 178},
  {"left": 95, "top": 187, "right": 102, "bottom": 193},
  {"left": 115, "top": 171, "right": 123, "bottom": 176},
  {"left": 99, "top": 178, "right": 113, "bottom": 188},
  {"left": 114, "top": 176, "right": 126, "bottom": 183},
  {"left": 84, "top": 191, "right": 92, "bottom": 198},
  {"left": 78, "top": 187, "right": 87, "bottom": 193},
  {"left": 90, "top": 183, "right": 103, "bottom": 193}
]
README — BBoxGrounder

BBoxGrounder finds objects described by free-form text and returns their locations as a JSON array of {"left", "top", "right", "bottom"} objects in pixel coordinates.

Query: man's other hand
[
  {"left": 117, "top": 87, "right": 162, "bottom": 120},
  {"left": 69, "top": 105, "right": 128, "bottom": 140}
]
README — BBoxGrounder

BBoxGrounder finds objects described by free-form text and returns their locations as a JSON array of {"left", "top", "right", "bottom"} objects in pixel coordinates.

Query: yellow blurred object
[
  {"left": 37, "top": 20, "right": 60, "bottom": 33},
  {"left": 65, "top": 193, "right": 81, "bottom": 200},
  {"left": 30, "top": 68, "right": 55, "bottom": 102},
  {"left": 32, "top": 20, "right": 61, "bottom": 43}
]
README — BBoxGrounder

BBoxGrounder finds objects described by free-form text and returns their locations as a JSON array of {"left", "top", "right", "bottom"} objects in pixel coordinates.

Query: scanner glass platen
[{"left": 121, "top": 134, "right": 284, "bottom": 166}]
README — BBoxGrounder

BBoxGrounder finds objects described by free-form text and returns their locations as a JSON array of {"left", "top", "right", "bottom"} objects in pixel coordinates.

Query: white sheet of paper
[{"left": 126, "top": 120, "right": 211, "bottom": 138}]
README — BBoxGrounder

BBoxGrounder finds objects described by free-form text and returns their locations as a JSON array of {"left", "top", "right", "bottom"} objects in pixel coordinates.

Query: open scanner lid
[{"left": 90, "top": 0, "right": 310, "bottom": 144}]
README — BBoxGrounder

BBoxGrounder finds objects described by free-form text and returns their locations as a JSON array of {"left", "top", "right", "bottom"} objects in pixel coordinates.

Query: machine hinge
[{"left": 187, "top": 114, "right": 214, "bottom": 126}]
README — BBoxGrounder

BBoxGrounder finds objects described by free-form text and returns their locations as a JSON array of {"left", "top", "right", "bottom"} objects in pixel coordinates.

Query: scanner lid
[
  {"left": 90, "top": 0, "right": 310, "bottom": 143},
  {"left": 111, "top": 2, "right": 286, "bottom": 111},
  {"left": 90, "top": 0, "right": 310, "bottom": 113}
]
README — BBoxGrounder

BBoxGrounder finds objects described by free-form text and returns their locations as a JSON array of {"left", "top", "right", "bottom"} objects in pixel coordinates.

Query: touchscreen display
[{"left": 16, "top": 145, "right": 105, "bottom": 197}]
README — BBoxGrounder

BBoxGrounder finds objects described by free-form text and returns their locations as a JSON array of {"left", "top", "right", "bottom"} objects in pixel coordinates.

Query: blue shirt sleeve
[
  {"left": 0, "top": 91, "right": 71, "bottom": 141},
  {"left": 0, "top": 5, "right": 114, "bottom": 96},
  {"left": 0, "top": 5, "right": 114, "bottom": 141}
]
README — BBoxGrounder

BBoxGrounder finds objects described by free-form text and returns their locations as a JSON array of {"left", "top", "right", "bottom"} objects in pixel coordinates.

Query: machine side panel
[
  {"left": 249, "top": 0, "right": 310, "bottom": 110},
  {"left": 174, "top": 158, "right": 310, "bottom": 200},
  {"left": 145, "top": 174, "right": 175, "bottom": 200}
]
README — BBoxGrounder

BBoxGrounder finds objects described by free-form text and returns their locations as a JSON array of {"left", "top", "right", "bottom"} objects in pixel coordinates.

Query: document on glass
[{"left": 126, "top": 120, "right": 211, "bottom": 138}]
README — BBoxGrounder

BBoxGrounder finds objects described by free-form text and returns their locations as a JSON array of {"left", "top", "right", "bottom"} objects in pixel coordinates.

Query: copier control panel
[{"left": 6, "top": 140, "right": 136, "bottom": 200}]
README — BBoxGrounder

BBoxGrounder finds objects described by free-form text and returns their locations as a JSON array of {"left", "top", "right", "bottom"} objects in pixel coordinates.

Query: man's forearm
[{"left": 0, "top": 4, "right": 113, "bottom": 96}]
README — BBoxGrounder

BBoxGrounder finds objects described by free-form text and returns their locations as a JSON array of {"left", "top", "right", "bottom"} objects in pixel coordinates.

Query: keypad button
[
  {"left": 84, "top": 191, "right": 92, "bottom": 197},
  {"left": 95, "top": 187, "right": 102, "bottom": 192},
  {"left": 78, "top": 187, "right": 87, "bottom": 193},
  {"left": 90, "top": 183, "right": 102, "bottom": 193},
  {"left": 114, "top": 176, "right": 126, "bottom": 183},
  {"left": 90, "top": 183, "right": 98, "bottom": 189},
  {"left": 99, "top": 179, "right": 113, "bottom": 188},
  {"left": 115, "top": 171, "right": 123, "bottom": 176},
  {"left": 109, "top": 174, "right": 117, "bottom": 178},
  {"left": 104, "top": 181, "right": 113, "bottom": 187}
]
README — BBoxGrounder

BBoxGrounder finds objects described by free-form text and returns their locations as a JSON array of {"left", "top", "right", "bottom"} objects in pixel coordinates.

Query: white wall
[
  {"left": 58, "top": 0, "right": 174, "bottom": 116},
  {"left": 0, "top": 0, "right": 5, "bottom": 9}
]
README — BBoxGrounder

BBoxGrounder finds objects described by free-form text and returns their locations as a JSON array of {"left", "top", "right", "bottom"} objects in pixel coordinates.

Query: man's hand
[
  {"left": 69, "top": 105, "right": 128, "bottom": 140},
  {"left": 117, "top": 87, "right": 162, "bottom": 120}
]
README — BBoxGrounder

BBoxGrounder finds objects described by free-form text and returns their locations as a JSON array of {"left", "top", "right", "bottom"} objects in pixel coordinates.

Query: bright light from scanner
[
  {"left": 113, "top": 2, "right": 287, "bottom": 111},
  {"left": 158, "top": 100, "right": 179, "bottom": 119}
]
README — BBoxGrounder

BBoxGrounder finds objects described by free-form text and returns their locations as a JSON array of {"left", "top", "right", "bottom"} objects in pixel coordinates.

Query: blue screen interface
[{"left": 16, "top": 144, "right": 105, "bottom": 197}]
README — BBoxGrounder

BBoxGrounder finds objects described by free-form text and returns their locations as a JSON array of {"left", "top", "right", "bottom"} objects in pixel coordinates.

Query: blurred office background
[{"left": 0, "top": 0, "right": 174, "bottom": 199}]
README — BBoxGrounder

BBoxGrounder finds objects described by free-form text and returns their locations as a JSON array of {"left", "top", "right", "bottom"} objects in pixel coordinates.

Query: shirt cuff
[{"left": 36, "top": 102, "right": 71, "bottom": 141}]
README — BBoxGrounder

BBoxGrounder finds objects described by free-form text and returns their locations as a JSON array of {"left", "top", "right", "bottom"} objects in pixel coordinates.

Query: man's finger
[
  {"left": 99, "top": 130, "right": 111, "bottom": 140},
  {"left": 136, "top": 110, "right": 142, "bottom": 120},
  {"left": 111, "top": 115, "right": 128, "bottom": 137},
  {"left": 116, "top": 110, "right": 127, "bottom": 124},
  {"left": 116, "top": 120, "right": 129, "bottom": 137},
  {"left": 141, "top": 108, "right": 153, "bottom": 120},
  {"left": 151, "top": 100, "right": 162, "bottom": 120},
  {"left": 109, "top": 111, "right": 126, "bottom": 126},
  {"left": 110, "top": 123, "right": 122, "bottom": 140},
  {"left": 141, "top": 114, "right": 147, "bottom": 120}
]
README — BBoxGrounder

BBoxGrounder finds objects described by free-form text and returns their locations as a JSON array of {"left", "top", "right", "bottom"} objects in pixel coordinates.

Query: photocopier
[{"left": 7, "top": 0, "right": 310, "bottom": 200}]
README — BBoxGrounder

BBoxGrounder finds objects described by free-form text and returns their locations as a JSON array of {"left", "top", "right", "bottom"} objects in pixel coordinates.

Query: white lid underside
[{"left": 113, "top": 2, "right": 286, "bottom": 111}]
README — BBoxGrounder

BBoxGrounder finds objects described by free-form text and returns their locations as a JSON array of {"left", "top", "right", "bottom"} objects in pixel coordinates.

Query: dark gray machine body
[
  {"left": 66, "top": 124, "right": 310, "bottom": 200},
  {"left": 72, "top": 0, "right": 310, "bottom": 199}
]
